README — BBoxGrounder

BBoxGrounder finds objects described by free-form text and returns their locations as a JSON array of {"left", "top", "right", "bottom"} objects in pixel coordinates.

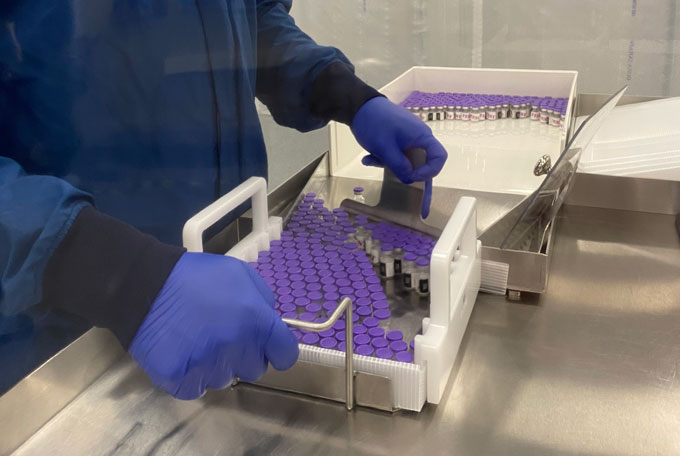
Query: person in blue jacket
[{"left": 0, "top": 0, "right": 447, "bottom": 399}]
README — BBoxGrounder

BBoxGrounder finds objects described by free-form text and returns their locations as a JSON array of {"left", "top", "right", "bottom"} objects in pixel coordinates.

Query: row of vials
[{"left": 400, "top": 91, "right": 569, "bottom": 129}]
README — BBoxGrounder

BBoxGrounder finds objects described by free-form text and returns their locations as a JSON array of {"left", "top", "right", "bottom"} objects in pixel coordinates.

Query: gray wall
[
  {"left": 291, "top": 0, "right": 680, "bottom": 96},
  {"left": 265, "top": 1, "right": 680, "bottom": 185}
]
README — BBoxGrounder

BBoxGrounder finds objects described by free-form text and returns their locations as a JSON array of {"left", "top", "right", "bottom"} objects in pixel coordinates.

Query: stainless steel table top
[{"left": 10, "top": 202, "right": 680, "bottom": 456}]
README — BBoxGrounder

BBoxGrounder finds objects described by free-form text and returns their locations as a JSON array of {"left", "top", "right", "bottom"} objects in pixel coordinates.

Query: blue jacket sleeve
[
  {"left": 255, "top": 0, "right": 381, "bottom": 131},
  {"left": 0, "top": 157, "right": 92, "bottom": 315},
  {"left": 1, "top": 157, "right": 184, "bottom": 347}
]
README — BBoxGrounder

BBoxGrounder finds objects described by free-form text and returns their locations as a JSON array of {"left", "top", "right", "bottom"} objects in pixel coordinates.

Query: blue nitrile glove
[
  {"left": 129, "top": 252, "right": 298, "bottom": 400},
  {"left": 351, "top": 96, "right": 448, "bottom": 218}
]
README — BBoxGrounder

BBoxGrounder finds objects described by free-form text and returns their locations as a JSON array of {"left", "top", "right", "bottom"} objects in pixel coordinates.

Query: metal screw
[{"left": 534, "top": 154, "right": 552, "bottom": 176}]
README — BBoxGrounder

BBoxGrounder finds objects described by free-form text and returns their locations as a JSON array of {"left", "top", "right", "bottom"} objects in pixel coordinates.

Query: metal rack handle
[{"left": 282, "top": 297, "right": 355, "bottom": 410}]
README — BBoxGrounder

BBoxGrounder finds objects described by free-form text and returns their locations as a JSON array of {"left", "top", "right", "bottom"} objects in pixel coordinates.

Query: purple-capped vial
[
  {"left": 366, "top": 284, "right": 382, "bottom": 293},
  {"left": 349, "top": 274, "right": 363, "bottom": 283},
  {"left": 274, "top": 272, "right": 290, "bottom": 287},
  {"left": 320, "top": 337, "right": 337, "bottom": 349},
  {"left": 371, "top": 292, "right": 387, "bottom": 301},
  {"left": 315, "top": 329, "right": 333, "bottom": 339},
  {"left": 356, "top": 306, "right": 372, "bottom": 318},
  {"left": 338, "top": 286, "right": 354, "bottom": 296},
  {"left": 395, "top": 351, "right": 414, "bottom": 363},
  {"left": 356, "top": 345, "right": 373, "bottom": 356},
  {"left": 358, "top": 261, "right": 373, "bottom": 271},
  {"left": 409, "top": 339, "right": 415, "bottom": 351},
  {"left": 390, "top": 340, "right": 408, "bottom": 353},
  {"left": 300, "top": 312, "right": 316, "bottom": 322},
  {"left": 315, "top": 262, "right": 330, "bottom": 271},
  {"left": 259, "top": 269, "right": 274, "bottom": 278},
  {"left": 278, "top": 294, "right": 294, "bottom": 304},
  {"left": 372, "top": 300, "right": 389, "bottom": 310},
  {"left": 334, "top": 278, "right": 349, "bottom": 288},
  {"left": 291, "top": 281, "right": 306, "bottom": 290},
  {"left": 306, "top": 282, "right": 322, "bottom": 292},
  {"left": 285, "top": 260, "right": 300, "bottom": 269},
  {"left": 375, "top": 348, "right": 394, "bottom": 360},
  {"left": 295, "top": 297, "right": 311, "bottom": 308},
  {"left": 304, "top": 275, "right": 320, "bottom": 284},
  {"left": 318, "top": 269, "right": 332, "bottom": 278},
  {"left": 308, "top": 291, "right": 323, "bottom": 302},
  {"left": 292, "top": 329, "right": 303, "bottom": 341},
  {"left": 356, "top": 297, "right": 371, "bottom": 307},
  {"left": 305, "top": 303, "right": 322, "bottom": 314},
  {"left": 273, "top": 264, "right": 288, "bottom": 273},
  {"left": 277, "top": 286, "right": 292, "bottom": 296},
  {"left": 386, "top": 330, "right": 403, "bottom": 342},
  {"left": 280, "top": 303, "right": 296, "bottom": 314},
  {"left": 321, "top": 276, "right": 335, "bottom": 285},
  {"left": 322, "top": 301, "right": 338, "bottom": 314},
  {"left": 355, "top": 289, "right": 370, "bottom": 298},
  {"left": 363, "top": 317, "right": 379, "bottom": 329},
  {"left": 302, "top": 333, "right": 320, "bottom": 345},
  {"left": 371, "top": 337, "right": 388, "bottom": 349},
  {"left": 368, "top": 327, "right": 385, "bottom": 338},
  {"left": 328, "top": 257, "right": 343, "bottom": 266},
  {"left": 351, "top": 281, "right": 367, "bottom": 290},
  {"left": 416, "top": 248, "right": 430, "bottom": 258},
  {"left": 403, "top": 244, "right": 418, "bottom": 254},
  {"left": 365, "top": 275, "right": 380, "bottom": 284},
  {"left": 300, "top": 260, "right": 315, "bottom": 269},
  {"left": 335, "top": 330, "right": 346, "bottom": 342},
  {"left": 333, "top": 320, "right": 346, "bottom": 331},
  {"left": 374, "top": 309, "right": 391, "bottom": 323},
  {"left": 338, "top": 341, "right": 346, "bottom": 352},
  {"left": 325, "top": 291, "right": 340, "bottom": 302},
  {"left": 354, "top": 334, "right": 371, "bottom": 346},
  {"left": 282, "top": 311, "right": 297, "bottom": 320},
  {"left": 353, "top": 324, "right": 367, "bottom": 335}
]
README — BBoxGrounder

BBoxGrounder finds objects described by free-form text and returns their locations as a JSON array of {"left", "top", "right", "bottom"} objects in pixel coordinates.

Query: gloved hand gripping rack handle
[{"left": 183, "top": 177, "right": 357, "bottom": 410}]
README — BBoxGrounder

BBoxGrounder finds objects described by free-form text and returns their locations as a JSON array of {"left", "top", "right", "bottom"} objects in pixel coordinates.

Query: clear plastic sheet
[{"left": 291, "top": 0, "right": 680, "bottom": 97}]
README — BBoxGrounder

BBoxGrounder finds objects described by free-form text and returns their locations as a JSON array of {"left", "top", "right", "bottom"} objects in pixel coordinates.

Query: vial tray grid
[{"left": 251, "top": 193, "right": 436, "bottom": 364}]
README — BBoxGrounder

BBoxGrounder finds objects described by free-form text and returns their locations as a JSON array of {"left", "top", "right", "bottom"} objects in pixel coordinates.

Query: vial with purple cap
[{"left": 353, "top": 187, "right": 365, "bottom": 204}]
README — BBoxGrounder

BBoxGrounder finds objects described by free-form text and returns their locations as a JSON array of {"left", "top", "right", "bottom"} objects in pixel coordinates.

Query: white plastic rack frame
[{"left": 183, "top": 176, "right": 481, "bottom": 411}]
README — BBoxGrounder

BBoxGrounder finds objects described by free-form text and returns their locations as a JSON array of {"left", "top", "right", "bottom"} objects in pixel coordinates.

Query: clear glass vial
[
  {"left": 379, "top": 244, "right": 395, "bottom": 279},
  {"left": 353, "top": 186, "right": 365, "bottom": 204},
  {"left": 393, "top": 247, "right": 404, "bottom": 275},
  {"left": 401, "top": 253, "right": 417, "bottom": 289},
  {"left": 549, "top": 110, "right": 561, "bottom": 127},
  {"left": 415, "top": 257, "right": 430, "bottom": 296}
]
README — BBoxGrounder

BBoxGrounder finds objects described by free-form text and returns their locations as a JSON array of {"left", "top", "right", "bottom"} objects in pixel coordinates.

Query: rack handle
[{"left": 183, "top": 177, "right": 269, "bottom": 252}]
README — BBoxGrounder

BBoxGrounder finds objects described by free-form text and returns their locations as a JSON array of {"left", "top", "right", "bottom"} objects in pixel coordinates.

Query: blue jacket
[{"left": 1, "top": 0, "right": 378, "bottom": 341}]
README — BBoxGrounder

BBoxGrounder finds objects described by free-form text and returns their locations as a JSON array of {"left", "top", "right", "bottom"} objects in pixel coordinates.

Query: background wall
[{"left": 266, "top": 0, "right": 680, "bottom": 186}]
